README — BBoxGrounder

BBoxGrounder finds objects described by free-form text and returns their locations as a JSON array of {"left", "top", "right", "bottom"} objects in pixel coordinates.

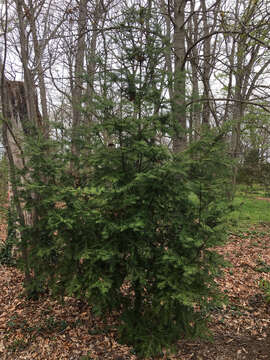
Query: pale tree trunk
[
  {"left": 228, "top": 0, "right": 263, "bottom": 196},
  {"left": 71, "top": 0, "right": 88, "bottom": 159},
  {"left": 186, "top": 0, "right": 221, "bottom": 132},
  {"left": 200, "top": 0, "right": 211, "bottom": 126},
  {"left": 86, "top": 1, "right": 100, "bottom": 123},
  {"left": 190, "top": 65, "right": 200, "bottom": 142},
  {"left": 1, "top": 79, "right": 35, "bottom": 285},
  {"left": 200, "top": 0, "right": 221, "bottom": 128},
  {"left": 22, "top": 0, "right": 49, "bottom": 136},
  {"left": 186, "top": 0, "right": 200, "bottom": 142},
  {"left": 15, "top": 0, "right": 42, "bottom": 128},
  {"left": 172, "top": 0, "right": 187, "bottom": 153},
  {"left": 86, "top": 28, "right": 98, "bottom": 124},
  {"left": 231, "top": 46, "right": 245, "bottom": 197},
  {"left": 0, "top": 0, "right": 48, "bottom": 286},
  {"left": 12, "top": 0, "right": 68, "bottom": 137},
  {"left": 162, "top": 0, "right": 173, "bottom": 102}
]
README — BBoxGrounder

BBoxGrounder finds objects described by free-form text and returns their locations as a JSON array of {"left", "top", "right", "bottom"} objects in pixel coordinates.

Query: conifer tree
[{"left": 16, "top": 3, "right": 231, "bottom": 358}]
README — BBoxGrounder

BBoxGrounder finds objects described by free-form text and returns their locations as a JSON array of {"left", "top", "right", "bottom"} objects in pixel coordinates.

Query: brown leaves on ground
[
  {"left": 0, "top": 225, "right": 270, "bottom": 359},
  {"left": 175, "top": 226, "right": 270, "bottom": 360},
  {"left": 0, "top": 223, "right": 7, "bottom": 243},
  {"left": 0, "top": 268, "right": 135, "bottom": 360}
]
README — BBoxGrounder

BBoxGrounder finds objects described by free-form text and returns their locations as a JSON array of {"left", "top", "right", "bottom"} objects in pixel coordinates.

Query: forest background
[{"left": 0, "top": 0, "right": 270, "bottom": 359}]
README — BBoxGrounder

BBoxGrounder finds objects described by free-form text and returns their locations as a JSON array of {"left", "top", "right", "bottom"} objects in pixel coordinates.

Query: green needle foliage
[
  {"left": 17, "top": 117, "right": 231, "bottom": 358},
  {"left": 14, "top": 4, "right": 231, "bottom": 357}
]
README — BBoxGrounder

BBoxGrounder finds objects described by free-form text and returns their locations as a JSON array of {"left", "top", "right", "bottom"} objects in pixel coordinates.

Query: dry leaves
[{"left": 0, "top": 223, "right": 270, "bottom": 359}]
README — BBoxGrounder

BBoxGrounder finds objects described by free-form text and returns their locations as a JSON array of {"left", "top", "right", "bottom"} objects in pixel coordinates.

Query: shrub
[{"left": 18, "top": 123, "right": 231, "bottom": 358}]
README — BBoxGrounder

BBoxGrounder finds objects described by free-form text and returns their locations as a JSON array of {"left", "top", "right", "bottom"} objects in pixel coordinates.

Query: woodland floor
[{"left": 0, "top": 223, "right": 270, "bottom": 359}]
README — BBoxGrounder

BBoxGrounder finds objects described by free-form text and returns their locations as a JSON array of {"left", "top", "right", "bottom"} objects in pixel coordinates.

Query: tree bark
[
  {"left": 172, "top": 0, "right": 187, "bottom": 153},
  {"left": 71, "top": 0, "right": 88, "bottom": 159}
]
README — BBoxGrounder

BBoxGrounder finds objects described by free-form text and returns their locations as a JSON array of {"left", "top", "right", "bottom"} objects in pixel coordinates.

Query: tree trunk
[
  {"left": 1, "top": 79, "right": 37, "bottom": 286},
  {"left": 71, "top": 0, "right": 88, "bottom": 160},
  {"left": 172, "top": 0, "right": 187, "bottom": 153}
]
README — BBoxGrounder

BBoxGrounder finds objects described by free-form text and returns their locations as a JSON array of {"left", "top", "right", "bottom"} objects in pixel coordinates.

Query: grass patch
[
  {"left": 237, "top": 183, "right": 270, "bottom": 197},
  {"left": 229, "top": 185, "right": 270, "bottom": 229}
]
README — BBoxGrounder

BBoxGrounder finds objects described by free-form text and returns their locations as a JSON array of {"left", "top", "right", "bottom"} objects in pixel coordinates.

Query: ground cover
[
  {"left": 1, "top": 225, "right": 270, "bottom": 359},
  {"left": 230, "top": 185, "right": 270, "bottom": 228},
  {"left": 0, "top": 190, "right": 270, "bottom": 359}
]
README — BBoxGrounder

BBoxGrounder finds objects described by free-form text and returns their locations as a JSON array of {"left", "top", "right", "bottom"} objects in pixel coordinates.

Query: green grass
[
  {"left": 237, "top": 183, "right": 270, "bottom": 198},
  {"left": 229, "top": 185, "right": 270, "bottom": 228}
]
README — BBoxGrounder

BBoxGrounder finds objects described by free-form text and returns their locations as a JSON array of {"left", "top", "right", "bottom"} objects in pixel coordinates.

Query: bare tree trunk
[
  {"left": 172, "top": 0, "right": 187, "bottom": 153},
  {"left": 186, "top": 0, "right": 200, "bottom": 142},
  {"left": 71, "top": 0, "right": 88, "bottom": 159},
  {"left": 86, "top": 1, "right": 100, "bottom": 123},
  {"left": 15, "top": 0, "right": 42, "bottom": 129},
  {"left": 1, "top": 79, "right": 34, "bottom": 286},
  {"left": 229, "top": 0, "right": 263, "bottom": 197},
  {"left": 23, "top": 0, "right": 49, "bottom": 136},
  {"left": 200, "top": 0, "right": 211, "bottom": 126},
  {"left": 162, "top": 0, "right": 173, "bottom": 102},
  {"left": 0, "top": 0, "right": 47, "bottom": 287}
]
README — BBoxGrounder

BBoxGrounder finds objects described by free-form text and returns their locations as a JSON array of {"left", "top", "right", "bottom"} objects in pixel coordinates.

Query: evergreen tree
[
  {"left": 16, "top": 3, "right": 232, "bottom": 357},
  {"left": 20, "top": 120, "right": 231, "bottom": 358}
]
